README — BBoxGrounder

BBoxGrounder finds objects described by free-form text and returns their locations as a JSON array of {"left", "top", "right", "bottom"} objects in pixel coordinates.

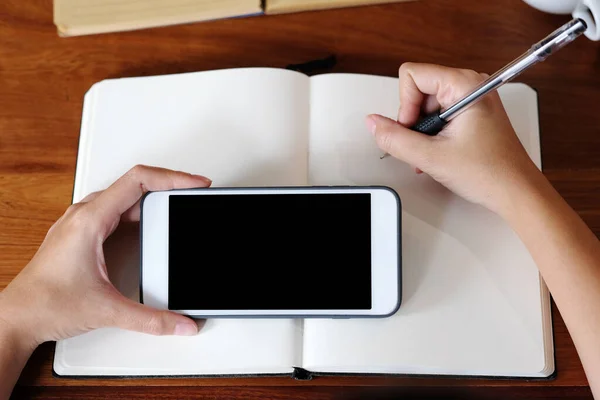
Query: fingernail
[
  {"left": 174, "top": 322, "right": 198, "bottom": 336},
  {"left": 193, "top": 175, "right": 212, "bottom": 185},
  {"left": 365, "top": 116, "right": 377, "bottom": 135}
]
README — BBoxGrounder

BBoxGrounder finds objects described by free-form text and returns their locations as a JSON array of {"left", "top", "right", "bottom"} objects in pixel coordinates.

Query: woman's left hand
[{"left": 0, "top": 165, "right": 212, "bottom": 350}]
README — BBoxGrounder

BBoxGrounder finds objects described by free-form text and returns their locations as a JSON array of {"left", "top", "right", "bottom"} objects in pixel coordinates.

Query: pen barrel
[{"left": 411, "top": 112, "right": 447, "bottom": 136}]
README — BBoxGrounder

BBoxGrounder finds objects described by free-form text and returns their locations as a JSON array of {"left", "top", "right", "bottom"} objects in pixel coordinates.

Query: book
[
  {"left": 53, "top": 0, "right": 263, "bottom": 37},
  {"left": 53, "top": 0, "right": 414, "bottom": 37},
  {"left": 265, "top": 0, "right": 413, "bottom": 14},
  {"left": 54, "top": 68, "right": 554, "bottom": 379}
]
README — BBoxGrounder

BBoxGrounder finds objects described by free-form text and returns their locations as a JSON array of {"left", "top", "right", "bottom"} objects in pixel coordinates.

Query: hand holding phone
[
  {"left": 141, "top": 187, "right": 402, "bottom": 318},
  {"left": 0, "top": 165, "right": 212, "bottom": 352}
]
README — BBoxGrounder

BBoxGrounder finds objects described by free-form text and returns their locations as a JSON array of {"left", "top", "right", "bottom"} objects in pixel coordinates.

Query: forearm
[
  {"left": 502, "top": 172, "right": 600, "bottom": 394},
  {"left": 0, "top": 318, "right": 36, "bottom": 399}
]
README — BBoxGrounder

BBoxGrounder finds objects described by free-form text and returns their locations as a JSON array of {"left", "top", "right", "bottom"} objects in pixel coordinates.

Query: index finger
[
  {"left": 92, "top": 165, "right": 211, "bottom": 232},
  {"left": 397, "top": 63, "right": 486, "bottom": 127}
]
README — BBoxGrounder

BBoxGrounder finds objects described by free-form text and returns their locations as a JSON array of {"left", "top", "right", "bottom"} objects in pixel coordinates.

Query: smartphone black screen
[{"left": 168, "top": 193, "right": 372, "bottom": 310}]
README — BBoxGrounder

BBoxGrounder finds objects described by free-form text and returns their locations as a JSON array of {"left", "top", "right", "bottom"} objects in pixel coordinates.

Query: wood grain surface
[{"left": 1, "top": 0, "right": 599, "bottom": 398}]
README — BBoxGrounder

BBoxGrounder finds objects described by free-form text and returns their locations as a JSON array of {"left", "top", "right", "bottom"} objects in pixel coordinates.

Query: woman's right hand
[{"left": 366, "top": 63, "right": 544, "bottom": 218}]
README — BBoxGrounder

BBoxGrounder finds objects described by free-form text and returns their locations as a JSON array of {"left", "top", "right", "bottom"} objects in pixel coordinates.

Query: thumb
[
  {"left": 109, "top": 297, "right": 198, "bottom": 336},
  {"left": 366, "top": 114, "right": 433, "bottom": 167}
]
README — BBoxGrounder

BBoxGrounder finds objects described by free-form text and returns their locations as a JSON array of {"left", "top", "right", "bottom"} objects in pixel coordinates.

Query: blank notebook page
[
  {"left": 55, "top": 68, "right": 309, "bottom": 376},
  {"left": 305, "top": 75, "right": 552, "bottom": 377}
]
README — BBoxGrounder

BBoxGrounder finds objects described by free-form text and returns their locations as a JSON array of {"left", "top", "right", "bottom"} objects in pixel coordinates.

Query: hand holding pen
[
  {"left": 380, "top": 18, "right": 587, "bottom": 159},
  {"left": 366, "top": 62, "right": 533, "bottom": 216}
]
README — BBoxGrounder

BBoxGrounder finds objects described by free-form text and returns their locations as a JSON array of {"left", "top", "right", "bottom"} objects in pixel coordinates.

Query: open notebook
[{"left": 54, "top": 68, "right": 554, "bottom": 379}]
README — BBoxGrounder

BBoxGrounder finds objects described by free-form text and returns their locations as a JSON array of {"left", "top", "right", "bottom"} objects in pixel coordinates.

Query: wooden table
[{"left": 1, "top": 0, "right": 599, "bottom": 398}]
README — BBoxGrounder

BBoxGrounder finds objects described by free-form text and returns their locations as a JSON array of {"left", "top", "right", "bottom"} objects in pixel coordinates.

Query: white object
[
  {"left": 142, "top": 187, "right": 401, "bottom": 317},
  {"left": 573, "top": 0, "right": 600, "bottom": 40},
  {"left": 55, "top": 68, "right": 553, "bottom": 379},
  {"left": 522, "top": 0, "right": 580, "bottom": 14},
  {"left": 523, "top": 0, "right": 600, "bottom": 40}
]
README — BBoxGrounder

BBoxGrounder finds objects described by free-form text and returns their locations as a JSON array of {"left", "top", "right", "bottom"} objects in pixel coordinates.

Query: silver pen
[{"left": 381, "top": 18, "right": 587, "bottom": 159}]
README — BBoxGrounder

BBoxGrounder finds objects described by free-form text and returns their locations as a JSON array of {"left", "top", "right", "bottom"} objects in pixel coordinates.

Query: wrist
[
  {"left": 0, "top": 291, "right": 43, "bottom": 352},
  {"left": 0, "top": 292, "right": 39, "bottom": 400},
  {"left": 495, "top": 167, "right": 560, "bottom": 228},
  {"left": 0, "top": 317, "right": 37, "bottom": 357}
]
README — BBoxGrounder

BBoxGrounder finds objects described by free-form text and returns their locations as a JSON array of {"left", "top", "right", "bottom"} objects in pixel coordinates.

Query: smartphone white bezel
[{"left": 141, "top": 187, "right": 401, "bottom": 317}]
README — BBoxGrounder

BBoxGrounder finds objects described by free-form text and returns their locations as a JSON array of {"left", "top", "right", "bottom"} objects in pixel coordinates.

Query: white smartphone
[{"left": 140, "top": 186, "right": 401, "bottom": 318}]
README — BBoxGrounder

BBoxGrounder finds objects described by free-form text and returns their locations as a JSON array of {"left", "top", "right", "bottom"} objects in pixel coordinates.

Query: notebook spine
[{"left": 292, "top": 367, "right": 313, "bottom": 381}]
